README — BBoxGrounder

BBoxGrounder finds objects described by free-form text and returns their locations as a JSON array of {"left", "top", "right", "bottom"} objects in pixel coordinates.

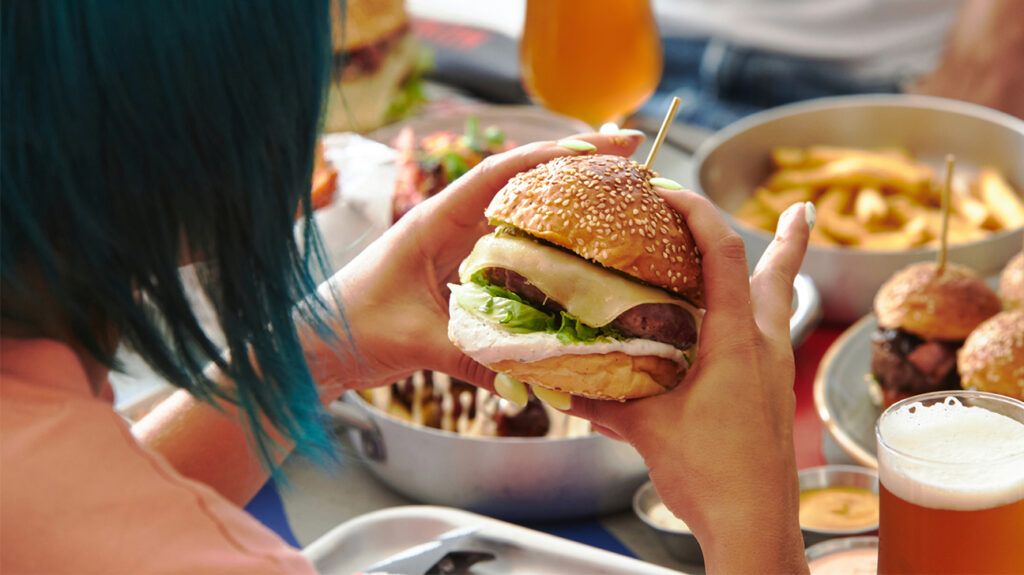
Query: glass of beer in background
[
  {"left": 876, "top": 391, "right": 1024, "bottom": 574},
  {"left": 520, "top": 0, "right": 662, "bottom": 127}
]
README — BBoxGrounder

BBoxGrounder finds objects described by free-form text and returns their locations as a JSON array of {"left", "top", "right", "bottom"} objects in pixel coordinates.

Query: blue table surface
[{"left": 245, "top": 479, "right": 635, "bottom": 558}]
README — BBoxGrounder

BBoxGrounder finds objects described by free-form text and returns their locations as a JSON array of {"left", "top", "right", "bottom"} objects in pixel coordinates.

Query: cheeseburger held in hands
[
  {"left": 447, "top": 155, "right": 704, "bottom": 401},
  {"left": 870, "top": 262, "right": 1001, "bottom": 407}
]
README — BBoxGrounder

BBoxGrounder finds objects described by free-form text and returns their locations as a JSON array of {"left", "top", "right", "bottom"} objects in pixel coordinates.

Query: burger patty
[
  {"left": 481, "top": 268, "right": 697, "bottom": 350},
  {"left": 333, "top": 24, "right": 410, "bottom": 80},
  {"left": 870, "top": 328, "right": 960, "bottom": 395}
]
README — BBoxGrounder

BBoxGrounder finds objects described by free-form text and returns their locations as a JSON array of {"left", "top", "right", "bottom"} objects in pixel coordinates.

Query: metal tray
[{"left": 303, "top": 505, "right": 690, "bottom": 575}]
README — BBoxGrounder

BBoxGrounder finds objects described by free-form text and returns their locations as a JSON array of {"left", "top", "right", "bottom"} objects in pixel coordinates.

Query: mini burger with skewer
[{"left": 446, "top": 153, "right": 704, "bottom": 401}]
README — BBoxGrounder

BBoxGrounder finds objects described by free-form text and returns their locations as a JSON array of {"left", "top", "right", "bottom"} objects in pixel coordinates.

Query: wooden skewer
[
  {"left": 936, "top": 154, "right": 955, "bottom": 275},
  {"left": 643, "top": 96, "right": 681, "bottom": 170}
]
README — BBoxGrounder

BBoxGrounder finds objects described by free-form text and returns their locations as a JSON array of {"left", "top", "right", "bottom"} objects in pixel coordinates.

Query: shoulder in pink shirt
[{"left": 0, "top": 338, "right": 316, "bottom": 574}]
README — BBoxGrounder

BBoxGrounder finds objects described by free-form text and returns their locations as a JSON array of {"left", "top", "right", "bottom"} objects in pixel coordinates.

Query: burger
[
  {"left": 958, "top": 310, "right": 1024, "bottom": 401},
  {"left": 999, "top": 251, "right": 1023, "bottom": 310},
  {"left": 324, "top": 0, "right": 426, "bottom": 133},
  {"left": 870, "top": 262, "right": 1001, "bottom": 407},
  {"left": 446, "top": 155, "right": 704, "bottom": 401}
]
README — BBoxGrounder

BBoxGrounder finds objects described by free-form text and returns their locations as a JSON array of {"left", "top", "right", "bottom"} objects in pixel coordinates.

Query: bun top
[
  {"left": 1000, "top": 251, "right": 1024, "bottom": 310},
  {"left": 485, "top": 154, "right": 704, "bottom": 306},
  {"left": 332, "top": 0, "right": 409, "bottom": 52},
  {"left": 958, "top": 309, "right": 1024, "bottom": 400},
  {"left": 874, "top": 262, "right": 1001, "bottom": 340}
]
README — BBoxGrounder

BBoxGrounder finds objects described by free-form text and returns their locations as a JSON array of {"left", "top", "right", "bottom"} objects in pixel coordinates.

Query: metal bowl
[
  {"left": 632, "top": 481, "right": 704, "bottom": 565},
  {"left": 329, "top": 391, "right": 648, "bottom": 521},
  {"left": 805, "top": 536, "right": 879, "bottom": 573},
  {"left": 693, "top": 95, "right": 1024, "bottom": 323},
  {"left": 798, "top": 465, "right": 879, "bottom": 547}
]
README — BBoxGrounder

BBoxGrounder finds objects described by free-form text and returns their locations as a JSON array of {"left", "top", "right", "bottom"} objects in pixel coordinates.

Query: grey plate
[{"left": 814, "top": 316, "right": 881, "bottom": 468}]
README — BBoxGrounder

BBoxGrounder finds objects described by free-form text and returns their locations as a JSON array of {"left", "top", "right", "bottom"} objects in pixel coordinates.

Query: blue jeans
[{"left": 642, "top": 38, "right": 905, "bottom": 130}]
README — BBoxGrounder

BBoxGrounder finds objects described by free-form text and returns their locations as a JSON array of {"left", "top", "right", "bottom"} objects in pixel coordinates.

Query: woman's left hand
[{"left": 312, "top": 132, "right": 645, "bottom": 390}]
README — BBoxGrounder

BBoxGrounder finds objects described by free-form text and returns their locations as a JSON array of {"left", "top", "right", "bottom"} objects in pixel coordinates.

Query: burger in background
[
  {"left": 999, "top": 251, "right": 1024, "bottom": 310},
  {"left": 324, "top": 0, "right": 428, "bottom": 133},
  {"left": 447, "top": 154, "right": 704, "bottom": 401},
  {"left": 958, "top": 309, "right": 1024, "bottom": 401},
  {"left": 869, "top": 262, "right": 1001, "bottom": 408}
]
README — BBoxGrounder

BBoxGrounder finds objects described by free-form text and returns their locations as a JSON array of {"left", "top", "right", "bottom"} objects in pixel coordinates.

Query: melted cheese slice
[{"left": 459, "top": 232, "right": 703, "bottom": 329}]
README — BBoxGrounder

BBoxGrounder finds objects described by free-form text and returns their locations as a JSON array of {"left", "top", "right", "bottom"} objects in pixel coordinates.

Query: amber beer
[
  {"left": 520, "top": 0, "right": 662, "bottom": 126},
  {"left": 876, "top": 391, "right": 1024, "bottom": 574}
]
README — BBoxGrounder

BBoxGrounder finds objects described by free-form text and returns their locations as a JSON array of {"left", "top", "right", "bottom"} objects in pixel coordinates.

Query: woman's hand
[
  {"left": 570, "top": 196, "right": 813, "bottom": 574},
  {"left": 314, "top": 132, "right": 644, "bottom": 390}
]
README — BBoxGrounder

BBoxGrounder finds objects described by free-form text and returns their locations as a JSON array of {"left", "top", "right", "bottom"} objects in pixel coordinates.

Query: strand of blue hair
[{"left": 2, "top": 0, "right": 347, "bottom": 471}]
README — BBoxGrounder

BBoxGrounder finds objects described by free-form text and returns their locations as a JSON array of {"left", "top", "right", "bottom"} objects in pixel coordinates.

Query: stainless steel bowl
[
  {"left": 632, "top": 480, "right": 704, "bottom": 565},
  {"left": 805, "top": 536, "right": 879, "bottom": 572},
  {"left": 693, "top": 95, "right": 1024, "bottom": 322},
  {"left": 329, "top": 391, "right": 648, "bottom": 521},
  {"left": 798, "top": 465, "right": 879, "bottom": 547}
]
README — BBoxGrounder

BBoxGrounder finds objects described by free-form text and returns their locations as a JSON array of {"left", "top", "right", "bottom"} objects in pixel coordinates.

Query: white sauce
[{"left": 448, "top": 298, "right": 687, "bottom": 365}]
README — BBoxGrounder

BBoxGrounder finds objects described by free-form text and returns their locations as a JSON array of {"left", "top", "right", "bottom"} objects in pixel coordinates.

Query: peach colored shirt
[{"left": 0, "top": 339, "right": 316, "bottom": 574}]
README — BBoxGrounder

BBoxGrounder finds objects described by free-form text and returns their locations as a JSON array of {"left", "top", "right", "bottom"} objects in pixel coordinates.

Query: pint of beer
[{"left": 876, "top": 391, "right": 1024, "bottom": 574}]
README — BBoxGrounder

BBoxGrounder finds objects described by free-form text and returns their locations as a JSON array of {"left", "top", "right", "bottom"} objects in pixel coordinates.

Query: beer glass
[
  {"left": 876, "top": 390, "right": 1024, "bottom": 574},
  {"left": 520, "top": 0, "right": 662, "bottom": 127}
]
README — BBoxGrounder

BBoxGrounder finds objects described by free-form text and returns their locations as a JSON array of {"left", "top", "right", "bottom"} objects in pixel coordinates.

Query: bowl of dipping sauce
[
  {"left": 806, "top": 536, "right": 878, "bottom": 575},
  {"left": 632, "top": 481, "right": 704, "bottom": 565},
  {"left": 799, "top": 465, "right": 879, "bottom": 547}
]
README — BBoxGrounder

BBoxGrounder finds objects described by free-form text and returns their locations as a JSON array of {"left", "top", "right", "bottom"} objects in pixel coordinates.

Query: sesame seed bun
[
  {"left": 958, "top": 310, "right": 1024, "bottom": 400},
  {"left": 489, "top": 353, "right": 680, "bottom": 401},
  {"left": 874, "top": 262, "right": 1001, "bottom": 341},
  {"left": 1000, "top": 252, "right": 1024, "bottom": 311},
  {"left": 485, "top": 154, "right": 704, "bottom": 306},
  {"left": 332, "top": 0, "right": 408, "bottom": 52}
]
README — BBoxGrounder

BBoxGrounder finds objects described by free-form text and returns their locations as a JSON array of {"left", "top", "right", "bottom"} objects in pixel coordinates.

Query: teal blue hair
[{"left": 2, "top": 0, "right": 344, "bottom": 468}]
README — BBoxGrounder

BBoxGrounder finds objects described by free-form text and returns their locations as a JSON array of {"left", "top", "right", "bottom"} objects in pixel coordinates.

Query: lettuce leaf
[
  {"left": 452, "top": 282, "right": 556, "bottom": 334},
  {"left": 452, "top": 278, "right": 622, "bottom": 343}
]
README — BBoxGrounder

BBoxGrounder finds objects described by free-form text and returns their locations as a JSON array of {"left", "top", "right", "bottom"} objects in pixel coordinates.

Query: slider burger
[
  {"left": 958, "top": 309, "right": 1024, "bottom": 401},
  {"left": 999, "top": 251, "right": 1023, "bottom": 310},
  {"left": 870, "top": 262, "right": 1001, "bottom": 407},
  {"left": 447, "top": 155, "right": 704, "bottom": 401}
]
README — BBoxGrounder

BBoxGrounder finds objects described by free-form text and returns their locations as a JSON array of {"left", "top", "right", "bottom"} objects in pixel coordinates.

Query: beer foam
[{"left": 878, "top": 397, "right": 1024, "bottom": 511}]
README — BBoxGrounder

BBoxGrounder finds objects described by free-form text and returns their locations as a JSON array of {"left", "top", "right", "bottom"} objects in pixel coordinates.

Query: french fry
[
  {"left": 771, "top": 147, "right": 805, "bottom": 169},
  {"left": 818, "top": 186, "right": 854, "bottom": 215},
  {"left": 804, "top": 146, "right": 910, "bottom": 166},
  {"left": 755, "top": 186, "right": 813, "bottom": 215},
  {"left": 859, "top": 217, "right": 930, "bottom": 250},
  {"left": 854, "top": 187, "right": 888, "bottom": 226},
  {"left": 978, "top": 167, "right": 1024, "bottom": 229},
  {"left": 733, "top": 197, "right": 777, "bottom": 232},
  {"left": 809, "top": 224, "right": 840, "bottom": 246},
  {"left": 767, "top": 156, "right": 932, "bottom": 195},
  {"left": 738, "top": 147, "right": 1014, "bottom": 251},
  {"left": 817, "top": 191, "right": 865, "bottom": 245}
]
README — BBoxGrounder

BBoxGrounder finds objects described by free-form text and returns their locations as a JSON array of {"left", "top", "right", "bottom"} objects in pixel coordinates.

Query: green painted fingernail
[
  {"left": 650, "top": 177, "right": 683, "bottom": 190},
  {"left": 804, "top": 201, "right": 816, "bottom": 230},
  {"left": 557, "top": 138, "right": 597, "bottom": 152}
]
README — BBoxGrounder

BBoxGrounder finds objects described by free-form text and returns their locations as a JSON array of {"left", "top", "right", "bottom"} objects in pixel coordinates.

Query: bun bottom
[
  {"left": 489, "top": 353, "right": 683, "bottom": 401},
  {"left": 323, "top": 35, "right": 418, "bottom": 133}
]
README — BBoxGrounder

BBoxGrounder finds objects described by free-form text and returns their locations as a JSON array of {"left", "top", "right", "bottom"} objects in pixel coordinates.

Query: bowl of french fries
[{"left": 693, "top": 95, "right": 1024, "bottom": 322}]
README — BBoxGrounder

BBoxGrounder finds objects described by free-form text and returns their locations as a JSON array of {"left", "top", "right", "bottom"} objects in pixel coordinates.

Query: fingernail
[
  {"left": 650, "top": 177, "right": 684, "bottom": 190},
  {"left": 599, "top": 122, "right": 620, "bottom": 134},
  {"left": 804, "top": 201, "right": 816, "bottom": 230},
  {"left": 557, "top": 138, "right": 597, "bottom": 153},
  {"left": 530, "top": 384, "right": 572, "bottom": 411},
  {"left": 494, "top": 374, "right": 528, "bottom": 408},
  {"left": 615, "top": 128, "right": 646, "bottom": 138}
]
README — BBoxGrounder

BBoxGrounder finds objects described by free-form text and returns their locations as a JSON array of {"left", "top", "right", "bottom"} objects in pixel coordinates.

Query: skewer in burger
[
  {"left": 447, "top": 154, "right": 704, "bottom": 401},
  {"left": 870, "top": 262, "right": 1001, "bottom": 407}
]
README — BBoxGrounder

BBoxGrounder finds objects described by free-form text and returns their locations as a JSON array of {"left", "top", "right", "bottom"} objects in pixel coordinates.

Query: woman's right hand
[{"left": 570, "top": 195, "right": 814, "bottom": 574}]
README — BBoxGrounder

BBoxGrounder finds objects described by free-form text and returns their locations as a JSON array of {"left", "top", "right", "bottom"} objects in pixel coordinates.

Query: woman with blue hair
[{"left": 1, "top": 1, "right": 813, "bottom": 572}]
